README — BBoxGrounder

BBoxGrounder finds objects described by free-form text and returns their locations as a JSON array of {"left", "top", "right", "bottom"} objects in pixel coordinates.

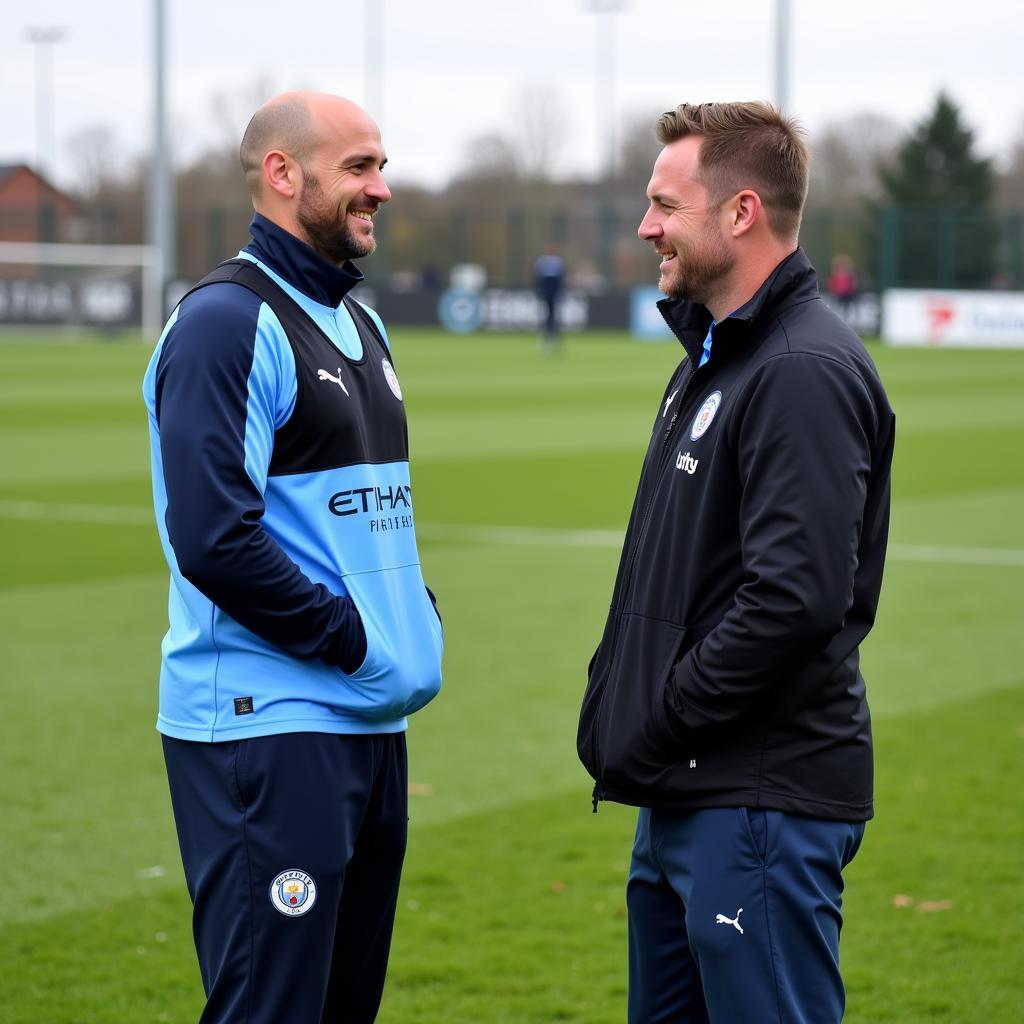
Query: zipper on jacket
[
  {"left": 587, "top": 351, "right": 702, "bottom": 812},
  {"left": 616, "top": 360, "right": 699, "bottom": 624}
]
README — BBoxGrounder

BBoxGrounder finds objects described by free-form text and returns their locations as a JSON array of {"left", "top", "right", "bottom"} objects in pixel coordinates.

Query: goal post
[{"left": 0, "top": 242, "right": 163, "bottom": 339}]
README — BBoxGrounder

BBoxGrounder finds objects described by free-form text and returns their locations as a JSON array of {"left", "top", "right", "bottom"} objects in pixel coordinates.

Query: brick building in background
[{"left": 0, "top": 164, "right": 80, "bottom": 242}]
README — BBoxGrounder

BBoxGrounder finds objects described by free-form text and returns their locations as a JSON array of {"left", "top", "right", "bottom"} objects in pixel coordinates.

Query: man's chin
[
  {"left": 317, "top": 236, "right": 375, "bottom": 265},
  {"left": 660, "top": 269, "right": 713, "bottom": 305},
  {"left": 343, "top": 230, "right": 376, "bottom": 260},
  {"left": 659, "top": 270, "right": 689, "bottom": 301}
]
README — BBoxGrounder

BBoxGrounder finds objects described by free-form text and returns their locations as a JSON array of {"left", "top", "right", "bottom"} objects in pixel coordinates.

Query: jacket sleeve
[
  {"left": 665, "top": 351, "right": 877, "bottom": 730},
  {"left": 154, "top": 283, "right": 366, "bottom": 672}
]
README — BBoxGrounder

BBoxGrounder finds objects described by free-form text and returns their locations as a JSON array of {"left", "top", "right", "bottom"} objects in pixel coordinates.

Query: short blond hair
[{"left": 656, "top": 102, "right": 809, "bottom": 242}]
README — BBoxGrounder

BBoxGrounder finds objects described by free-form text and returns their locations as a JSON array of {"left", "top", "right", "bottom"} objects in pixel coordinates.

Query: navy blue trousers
[
  {"left": 163, "top": 732, "right": 408, "bottom": 1024},
  {"left": 627, "top": 807, "right": 864, "bottom": 1024}
]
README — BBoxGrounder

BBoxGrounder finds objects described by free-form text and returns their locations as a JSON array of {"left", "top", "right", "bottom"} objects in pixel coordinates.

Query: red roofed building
[{"left": 0, "top": 163, "right": 80, "bottom": 242}]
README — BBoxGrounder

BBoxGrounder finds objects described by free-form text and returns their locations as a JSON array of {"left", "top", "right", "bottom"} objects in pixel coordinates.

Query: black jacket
[{"left": 577, "top": 249, "right": 894, "bottom": 822}]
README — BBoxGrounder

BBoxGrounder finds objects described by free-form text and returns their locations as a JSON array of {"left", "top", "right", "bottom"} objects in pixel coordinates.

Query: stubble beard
[
  {"left": 661, "top": 219, "right": 734, "bottom": 309},
  {"left": 296, "top": 168, "right": 376, "bottom": 265}
]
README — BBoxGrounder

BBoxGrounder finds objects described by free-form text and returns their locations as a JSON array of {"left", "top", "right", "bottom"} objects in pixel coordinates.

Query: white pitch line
[
  {"left": 417, "top": 522, "right": 625, "bottom": 548},
  {"left": 0, "top": 500, "right": 153, "bottom": 526},
  {"left": 419, "top": 523, "right": 1024, "bottom": 569},
  {"left": 2, "top": 501, "right": 1023, "bottom": 569},
  {"left": 887, "top": 543, "right": 1024, "bottom": 568}
]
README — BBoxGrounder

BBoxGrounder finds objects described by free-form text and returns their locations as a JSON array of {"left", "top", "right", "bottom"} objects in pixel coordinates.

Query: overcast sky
[{"left": 2, "top": 0, "right": 1021, "bottom": 191}]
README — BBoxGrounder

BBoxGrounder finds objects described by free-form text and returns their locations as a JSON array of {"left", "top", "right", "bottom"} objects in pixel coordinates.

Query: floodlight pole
[
  {"left": 774, "top": 0, "right": 790, "bottom": 110},
  {"left": 24, "top": 25, "right": 68, "bottom": 181},
  {"left": 585, "top": 0, "right": 626, "bottom": 283},
  {"left": 365, "top": 0, "right": 384, "bottom": 125},
  {"left": 148, "top": 0, "right": 175, "bottom": 331},
  {"left": 585, "top": 0, "right": 626, "bottom": 180}
]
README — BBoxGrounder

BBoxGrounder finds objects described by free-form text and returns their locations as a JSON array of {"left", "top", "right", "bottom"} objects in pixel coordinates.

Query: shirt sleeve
[
  {"left": 154, "top": 282, "right": 366, "bottom": 672},
  {"left": 666, "top": 351, "right": 878, "bottom": 730}
]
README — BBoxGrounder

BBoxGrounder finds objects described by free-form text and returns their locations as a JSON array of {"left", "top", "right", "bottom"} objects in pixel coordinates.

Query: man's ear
[
  {"left": 729, "top": 189, "right": 762, "bottom": 238},
  {"left": 263, "top": 150, "right": 299, "bottom": 199}
]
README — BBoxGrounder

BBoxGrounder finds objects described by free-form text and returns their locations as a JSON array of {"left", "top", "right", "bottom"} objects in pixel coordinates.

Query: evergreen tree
[{"left": 871, "top": 92, "right": 999, "bottom": 287}]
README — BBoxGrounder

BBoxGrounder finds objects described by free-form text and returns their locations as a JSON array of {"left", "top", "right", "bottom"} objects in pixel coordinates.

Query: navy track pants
[
  {"left": 162, "top": 731, "right": 408, "bottom": 1024},
  {"left": 627, "top": 806, "right": 864, "bottom": 1024}
]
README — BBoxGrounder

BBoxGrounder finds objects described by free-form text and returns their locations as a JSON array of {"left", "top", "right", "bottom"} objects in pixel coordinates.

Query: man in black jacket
[{"left": 577, "top": 102, "right": 895, "bottom": 1023}]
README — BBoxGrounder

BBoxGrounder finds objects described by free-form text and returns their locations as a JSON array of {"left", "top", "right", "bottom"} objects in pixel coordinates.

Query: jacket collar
[
  {"left": 243, "top": 212, "right": 363, "bottom": 308},
  {"left": 657, "top": 248, "right": 819, "bottom": 365}
]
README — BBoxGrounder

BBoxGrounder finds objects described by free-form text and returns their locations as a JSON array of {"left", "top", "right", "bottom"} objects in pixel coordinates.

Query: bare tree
[
  {"left": 996, "top": 117, "right": 1024, "bottom": 210},
  {"left": 808, "top": 112, "right": 903, "bottom": 210},
  {"left": 453, "top": 85, "right": 570, "bottom": 185},
  {"left": 511, "top": 84, "right": 570, "bottom": 182},
  {"left": 455, "top": 132, "right": 524, "bottom": 184},
  {"left": 615, "top": 112, "right": 662, "bottom": 192},
  {"left": 209, "top": 75, "right": 278, "bottom": 154},
  {"left": 64, "top": 124, "right": 123, "bottom": 198}
]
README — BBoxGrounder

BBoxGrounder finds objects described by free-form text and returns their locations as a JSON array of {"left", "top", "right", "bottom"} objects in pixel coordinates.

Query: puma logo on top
[{"left": 317, "top": 368, "right": 349, "bottom": 396}]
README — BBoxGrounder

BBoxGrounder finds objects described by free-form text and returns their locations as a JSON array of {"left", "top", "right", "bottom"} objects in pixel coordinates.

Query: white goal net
[{"left": 0, "top": 242, "right": 162, "bottom": 339}]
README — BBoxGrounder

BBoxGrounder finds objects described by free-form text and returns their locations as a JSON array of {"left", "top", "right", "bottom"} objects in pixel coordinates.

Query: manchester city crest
[
  {"left": 269, "top": 869, "right": 317, "bottom": 917},
  {"left": 382, "top": 358, "right": 403, "bottom": 401},
  {"left": 690, "top": 391, "right": 723, "bottom": 441}
]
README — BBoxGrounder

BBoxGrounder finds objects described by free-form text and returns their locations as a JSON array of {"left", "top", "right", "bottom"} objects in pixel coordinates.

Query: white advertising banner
[{"left": 883, "top": 289, "right": 1024, "bottom": 348}]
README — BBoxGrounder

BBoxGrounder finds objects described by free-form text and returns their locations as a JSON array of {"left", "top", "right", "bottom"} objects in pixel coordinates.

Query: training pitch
[{"left": 0, "top": 328, "right": 1022, "bottom": 1022}]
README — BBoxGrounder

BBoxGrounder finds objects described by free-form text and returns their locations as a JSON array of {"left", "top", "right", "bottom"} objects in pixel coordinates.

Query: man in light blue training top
[{"left": 142, "top": 91, "right": 443, "bottom": 1023}]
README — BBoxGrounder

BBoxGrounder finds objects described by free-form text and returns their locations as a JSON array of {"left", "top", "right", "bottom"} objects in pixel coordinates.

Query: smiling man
[
  {"left": 142, "top": 92, "right": 443, "bottom": 1023},
  {"left": 577, "top": 102, "right": 895, "bottom": 1023}
]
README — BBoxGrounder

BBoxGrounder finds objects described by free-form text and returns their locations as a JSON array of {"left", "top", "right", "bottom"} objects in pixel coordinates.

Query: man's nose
[
  {"left": 638, "top": 210, "right": 661, "bottom": 240},
  {"left": 367, "top": 173, "right": 392, "bottom": 204}
]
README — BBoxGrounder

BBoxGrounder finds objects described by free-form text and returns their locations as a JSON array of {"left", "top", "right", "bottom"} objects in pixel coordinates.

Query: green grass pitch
[{"left": 1, "top": 328, "right": 1022, "bottom": 1022}]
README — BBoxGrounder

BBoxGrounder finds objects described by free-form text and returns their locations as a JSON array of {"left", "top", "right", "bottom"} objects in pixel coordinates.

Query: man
[
  {"left": 142, "top": 92, "right": 443, "bottom": 1023},
  {"left": 828, "top": 252, "right": 860, "bottom": 311},
  {"left": 534, "top": 245, "right": 566, "bottom": 350},
  {"left": 577, "top": 102, "right": 894, "bottom": 1023}
]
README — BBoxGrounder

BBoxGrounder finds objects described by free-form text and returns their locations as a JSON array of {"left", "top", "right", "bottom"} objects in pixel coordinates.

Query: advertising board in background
[
  {"left": 630, "top": 286, "right": 673, "bottom": 340},
  {"left": 437, "top": 288, "right": 590, "bottom": 333},
  {"left": 821, "top": 293, "right": 881, "bottom": 338},
  {"left": 632, "top": 287, "right": 883, "bottom": 341},
  {"left": 883, "top": 289, "right": 1024, "bottom": 348},
  {"left": 0, "top": 276, "right": 140, "bottom": 327}
]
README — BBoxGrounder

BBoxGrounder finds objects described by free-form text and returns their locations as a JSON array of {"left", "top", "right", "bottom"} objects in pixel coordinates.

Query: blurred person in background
[
  {"left": 828, "top": 252, "right": 860, "bottom": 311},
  {"left": 142, "top": 91, "right": 443, "bottom": 1023},
  {"left": 577, "top": 101, "right": 895, "bottom": 1024},
  {"left": 534, "top": 244, "right": 566, "bottom": 351}
]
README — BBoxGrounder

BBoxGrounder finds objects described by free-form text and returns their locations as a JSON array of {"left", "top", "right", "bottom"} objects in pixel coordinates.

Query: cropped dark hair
[{"left": 656, "top": 101, "right": 809, "bottom": 242}]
